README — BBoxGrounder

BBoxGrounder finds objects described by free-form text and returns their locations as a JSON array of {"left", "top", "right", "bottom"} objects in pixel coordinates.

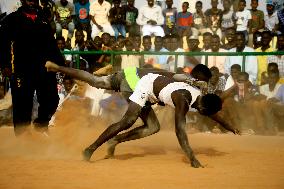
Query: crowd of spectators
[{"left": 1, "top": 0, "right": 284, "bottom": 135}]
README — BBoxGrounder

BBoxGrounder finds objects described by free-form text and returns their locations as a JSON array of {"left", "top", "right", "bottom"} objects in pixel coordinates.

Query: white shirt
[
  {"left": 259, "top": 83, "right": 281, "bottom": 99},
  {"left": 225, "top": 46, "right": 258, "bottom": 84},
  {"left": 201, "top": 48, "right": 228, "bottom": 73},
  {"left": 0, "top": 0, "right": 21, "bottom": 15},
  {"left": 136, "top": 4, "right": 164, "bottom": 26},
  {"left": 235, "top": 9, "right": 251, "bottom": 31},
  {"left": 121, "top": 54, "right": 140, "bottom": 69},
  {"left": 224, "top": 75, "right": 235, "bottom": 90},
  {"left": 89, "top": 0, "right": 111, "bottom": 25},
  {"left": 264, "top": 12, "right": 279, "bottom": 31}
]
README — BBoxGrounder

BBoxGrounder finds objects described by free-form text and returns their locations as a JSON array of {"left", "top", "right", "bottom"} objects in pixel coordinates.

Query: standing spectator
[
  {"left": 204, "top": 0, "right": 222, "bottom": 38},
  {"left": 122, "top": 0, "right": 139, "bottom": 37},
  {"left": 255, "top": 31, "right": 274, "bottom": 85},
  {"left": 136, "top": 0, "right": 165, "bottom": 37},
  {"left": 90, "top": 0, "right": 114, "bottom": 39},
  {"left": 234, "top": 0, "right": 252, "bottom": 44},
  {"left": 109, "top": 0, "right": 126, "bottom": 39},
  {"left": 0, "top": 0, "right": 65, "bottom": 135},
  {"left": 221, "top": 27, "right": 236, "bottom": 50},
  {"left": 120, "top": 40, "right": 140, "bottom": 69},
  {"left": 192, "top": 1, "right": 206, "bottom": 36},
  {"left": 176, "top": 1, "right": 193, "bottom": 38},
  {"left": 248, "top": 0, "right": 264, "bottom": 47},
  {"left": 142, "top": 35, "right": 157, "bottom": 66},
  {"left": 74, "top": 0, "right": 91, "bottom": 39},
  {"left": 225, "top": 32, "right": 258, "bottom": 84},
  {"left": 162, "top": 0, "right": 177, "bottom": 35},
  {"left": 54, "top": 0, "right": 75, "bottom": 41},
  {"left": 166, "top": 34, "right": 185, "bottom": 72},
  {"left": 221, "top": 0, "right": 234, "bottom": 44},
  {"left": 186, "top": 35, "right": 202, "bottom": 68},
  {"left": 268, "top": 34, "right": 284, "bottom": 83},
  {"left": 264, "top": 0, "right": 279, "bottom": 35},
  {"left": 201, "top": 34, "right": 227, "bottom": 73},
  {"left": 56, "top": 36, "right": 72, "bottom": 67}
]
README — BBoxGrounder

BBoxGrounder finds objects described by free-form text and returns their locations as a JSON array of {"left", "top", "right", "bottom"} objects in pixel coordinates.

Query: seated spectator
[
  {"left": 234, "top": 0, "right": 251, "bottom": 44},
  {"left": 130, "top": 34, "right": 142, "bottom": 52},
  {"left": 56, "top": 36, "right": 72, "bottom": 66},
  {"left": 142, "top": 35, "right": 156, "bottom": 66},
  {"left": 109, "top": 0, "right": 126, "bottom": 39},
  {"left": 90, "top": 0, "right": 114, "bottom": 39},
  {"left": 185, "top": 35, "right": 202, "bottom": 68},
  {"left": 74, "top": 0, "right": 91, "bottom": 39},
  {"left": 221, "top": 27, "right": 236, "bottom": 50},
  {"left": 225, "top": 32, "right": 258, "bottom": 84},
  {"left": 277, "top": 2, "right": 284, "bottom": 34},
  {"left": 122, "top": 0, "right": 139, "bottom": 37},
  {"left": 162, "top": 0, "right": 177, "bottom": 35},
  {"left": 120, "top": 40, "right": 140, "bottom": 69},
  {"left": 261, "top": 62, "right": 279, "bottom": 85},
  {"left": 252, "top": 31, "right": 262, "bottom": 49},
  {"left": 166, "top": 34, "right": 185, "bottom": 72},
  {"left": 72, "top": 29, "right": 89, "bottom": 71},
  {"left": 267, "top": 34, "right": 284, "bottom": 83},
  {"left": 264, "top": 1, "right": 279, "bottom": 35},
  {"left": 207, "top": 66, "right": 226, "bottom": 95},
  {"left": 224, "top": 64, "right": 241, "bottom": 90},
  {"left": 248, "top": 0, "right": 264, "bottom": 47},
  {"left": 202, "top": 32, "right": 212, "bottom": 51},
  {"left": 201, "top": 34, "right": 227, "bottom": 73},
  {"left": 136, "top": 0, "right": 165, "bottom": 37},
  {"left": 221, "top": 0, "right": 235, "bottom": 44},
  {"left": 260, "top": 70, "right": 281, "bottom": 99},
  {"left": 255, "top": 31, "right": 274, "bottom": 85},
  {"left": 54, "top": 0, "right": 75, "bottom": 40},
  {"left": 192, "top": 1, "right": 206, "bottom": 36},
  {"left": 204, "top": 0, "right": 222, "bottom": 38},
  {"left": 40, "top": 0, "right": 56, "bottom": 34},
  {"left": 176, "top": 1, "right": 193, "bottom": 38}
]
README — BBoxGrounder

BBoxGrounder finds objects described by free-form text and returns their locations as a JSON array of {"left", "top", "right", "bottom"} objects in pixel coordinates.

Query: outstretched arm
[
  {"left": 172, "top": 91, "right": 203, "bottom": 168},
  {"left": 210, "top": 113, "right": 240, "bottom": 135},
  {"left": 45, "top": 61, "right": 112, "bottom": 90}
]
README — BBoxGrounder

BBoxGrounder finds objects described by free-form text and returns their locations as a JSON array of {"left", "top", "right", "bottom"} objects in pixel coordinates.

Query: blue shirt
[{"left": 75, "top": 2, "right": 90, "bottom": 24}]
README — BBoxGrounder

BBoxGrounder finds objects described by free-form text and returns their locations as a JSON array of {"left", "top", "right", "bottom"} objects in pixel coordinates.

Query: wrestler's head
[
  {"left": 190, "top": 64, "right": 212, "bottom": 82},
  {"left": 193, "top": 94, "right": 222, "bottom": 116}
]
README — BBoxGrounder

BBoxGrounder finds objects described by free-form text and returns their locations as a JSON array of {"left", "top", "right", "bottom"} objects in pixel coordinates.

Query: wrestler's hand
[
  {"left": 190, "top": 157, "right": 204, "bottom": 168},
  {"left": 45, "top": 61, "right": 59, "bottom": 72},
  {"left": 233, "top": 129, "right": 241, "bottom": 135}
]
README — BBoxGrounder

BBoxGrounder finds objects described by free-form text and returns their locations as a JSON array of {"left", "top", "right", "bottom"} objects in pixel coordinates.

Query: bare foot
[
  {"left": 105, "top": 138, "right": 118, "bottom": 159},
  {"left": 82, "top": 148, "right": 93, "bottom": 161},
  {"left": 190, "top": 157, "right": 203, "bottom": 168},
  {"left": 45, "top": 61, "right": 59, "bottom": 72}
]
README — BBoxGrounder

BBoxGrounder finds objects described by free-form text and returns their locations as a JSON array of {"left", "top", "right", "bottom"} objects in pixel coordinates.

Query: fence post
[
  {"left": 111, "top": 51, "right": 114, "bottom": 66},
  {"left": 205, "top": 55, "right": 208, "bottom": 67},
  {"left": 242, "top": 55, "right": 246, "bottom": 72},
  {"left": 174, "top": 54, "right": 178, "bottom": 72},
  {"left": 76, "top": 52, "right": 80, "bottom": 69}
]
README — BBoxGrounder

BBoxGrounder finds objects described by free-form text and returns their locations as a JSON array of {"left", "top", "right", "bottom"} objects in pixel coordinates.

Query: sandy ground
[{"left": 0, "top": 97, "right": 284, "bottom": 189}]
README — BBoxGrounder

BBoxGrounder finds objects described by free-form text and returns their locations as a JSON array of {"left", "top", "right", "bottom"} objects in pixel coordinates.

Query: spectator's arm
[
  {"left": 136, "top": 7, "right": 147, "bottom": 25},
  {"left": 156, "top": 7, "right": 164, "bottom": 25}
]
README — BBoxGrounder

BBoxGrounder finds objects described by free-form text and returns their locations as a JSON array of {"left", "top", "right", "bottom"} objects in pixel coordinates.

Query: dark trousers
[{"left": 10, "top": 71, "right": 59, "bottom": 135}]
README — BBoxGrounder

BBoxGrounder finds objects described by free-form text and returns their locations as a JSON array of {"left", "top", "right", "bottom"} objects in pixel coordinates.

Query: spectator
[
  {"left": 224, "top": 64, "right": 241, "bottom": 90},
  {"left": 166, "top": 34, "right": 185, "bottom": 72},
  {"left": 0, "top": 0, "right": 65, "bottom": 135},
  {"left": 74, "top": 0, "right": 91, "bottom": 39},
  {"left": 192, "top": 1, "right": 206, "bottom": 36},
  {"left": 176, "top": 1, "right": 193, "bottom": 38},
  {"left": 275, "top": 83, "right": 284, "bottom": 103},
  {"left": 201, "top": 34, "right": 227, "bottom": 73},
  {"left": 207, "top": 66, "right": 226, "bottom": 95},
  {"left": 54, "top": 0, "right": 75, "bottom": 41},
  {"left": 136, "top": 0, "right": 165, "bottom": 37},
  {"left": 252, "top": 30, "right": 262, "bottom": 49},
  {"left": 142, "top": 35, "right": 157, "bottom": 66},
  {"left": 255, "top": 31, "right": 274, "bottom": 85},
  {"left": 90, "top": 0, "right": 114, "bottom": 39},
  {"left": 234, "top": 0, "right": 251, "bottom": 44},
  {"left": 202, "top": 32, "right": 212, "bottom": 51},
  {"left": 221, "top": 27, "right": 236, "bottom": 50},
  {"left": 261, "top": 62, "right": 279, "bottom": 85},
  {"left": 248, "top": 0, "right": 264, "bottom": 47},
  {"left": 162, "top": 0, "right": 177, "bottom": 35},
  {"left": 204, "top": 0, "right": 222, "bottom": 38},
  {"left": 186, "top": 35, "right": 202, "bottom": 68},
  {"left": 221, "top": 0, "right": 234, "bottom": 44},
  {"left": 109, "top": 0, "right": 126, "bottom": 39},
  {"left": 122, "top": 0, "right": 139, "bottom": 37},
  {"left": 264, "top": 0, "right": 279, "bottom": 35},
  {"left": 56, "top": 36, "right": 72, "bottom": 67},
  {"left": 40, "top": 0, "right": 56, "bottom": 34},
  {"left": 120, "top": 40, "right": 140, "bottom": 69},
  {"left": 260, "top": 70, "right": 281, "bottom": 99},
  {"left": 267, "top": 34, "right": 284, "bottom": 83},
  {"left": 225, "top": 32, "right": 258, "bottom": 84},
  {"left": 277, "top": 2, "right": 284, "bottom": 34}
]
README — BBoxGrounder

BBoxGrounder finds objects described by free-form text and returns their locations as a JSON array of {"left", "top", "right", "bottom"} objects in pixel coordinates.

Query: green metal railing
[{"left": 63, "top": 50, "right": 284, "bottom": 72}]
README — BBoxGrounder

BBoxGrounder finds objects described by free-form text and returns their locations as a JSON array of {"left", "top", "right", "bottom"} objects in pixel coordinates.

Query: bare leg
[
  {"left": 105, "top": 105, "right": 160, "bottom": 158},
  {"left": 82, "top": 102, "right": 142, "bottom": 161},
  {"left": 45, "top": 61, "right": 112, "bottom": 89}
]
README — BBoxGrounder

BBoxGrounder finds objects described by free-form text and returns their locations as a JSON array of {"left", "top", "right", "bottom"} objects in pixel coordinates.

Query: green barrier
[{"left": 62, "top": 50, "right": 284, "bottom": 71}]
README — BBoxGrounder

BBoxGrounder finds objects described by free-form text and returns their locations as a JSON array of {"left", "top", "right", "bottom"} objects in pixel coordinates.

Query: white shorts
[{"left": 129, "top": 73, "right": 160, "bottom": 107}]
